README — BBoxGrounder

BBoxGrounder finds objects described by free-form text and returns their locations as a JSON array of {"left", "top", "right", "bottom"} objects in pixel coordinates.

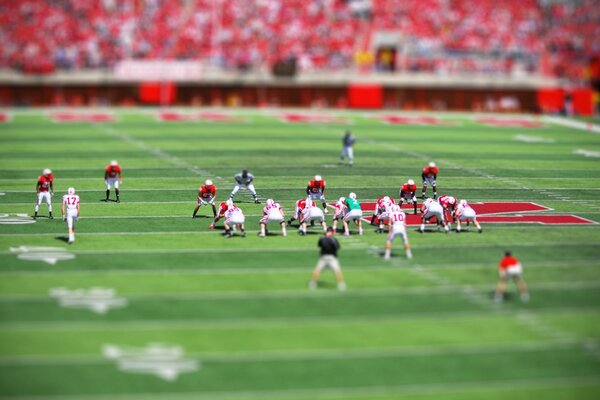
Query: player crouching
[
  {"left": 288, "top": 198, "right": 307, "bottom": 226},
  {"left": 223, "top": 199, "right": 246, "bottom": 238},
  {"left": 299, "top": 198, "right": 327, "bottom": 235},
  {"left": 384, "top": 204, "right": 412, "bottom": 260},
  {"left": 455, "top": 199, "right": 482, "bottom": 233},
  {"left": 193, "top": 179, "right": 217, "bottom": 218},
  {"left": 343, "top": 192, "right": 363, "bottom": 236},
  {"left": 104, "top": 160, "right": 122, "bottom": 202},
  {"left": 373, "top": 195, "right": 395, "bottom": 233},
  {"left": 399, "top": 179, "right": 418, "bottom": 214},
  {"left": 438, "top": 194, "right": 457, "bottom": 229},
  {"left": 259, "top": 199, "right": 287, "bottom": 237},
  {"left": 332, "top": 197, "right": 346, "bottom": 232},
  {"left": 307, "top": 175, "right": 328, "bottom": 214},
  {"left": 61, "top": 187, "right": 80, "bottom": 244},
  {"left": 419, "top": 198, "right": 449, "bottom": 233}
]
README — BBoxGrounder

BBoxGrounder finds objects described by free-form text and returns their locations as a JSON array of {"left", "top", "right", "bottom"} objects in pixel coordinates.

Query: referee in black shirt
[{"left": 309, "top": 227, "right": 347, "bottom": 291}]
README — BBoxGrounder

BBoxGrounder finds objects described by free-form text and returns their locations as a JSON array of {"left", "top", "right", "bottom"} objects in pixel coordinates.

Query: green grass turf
[{"left": 0, "top": 109, "right": 599, "bottom": 399}]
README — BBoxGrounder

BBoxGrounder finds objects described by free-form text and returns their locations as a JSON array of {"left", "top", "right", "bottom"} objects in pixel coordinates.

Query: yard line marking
[{"left": 542, "top": 116, "right": 600, "bottom": 134}]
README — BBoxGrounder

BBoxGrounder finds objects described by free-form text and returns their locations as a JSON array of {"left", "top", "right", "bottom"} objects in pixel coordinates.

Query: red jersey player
[
  {"left": 210, "top": 200, "right": 230, "bottom": 230},
  {"left": 306, "top": 175, "right": 328, "bottom": 213},
  {"left": 437, "top": 194, "right": 457, "bottom": 225},
  {"left": 372, "top": 195, "right": 395, "bottom": 233},
  {"left": 399, "top": 179, "right": 418, "bottom": 214},
  {"left": 34, "top": 168, "right": 54, "bottom": 219},
  {"left": 193, "top": 179, "right": 217, "bottom": 218},
  {"left": 421, "top": 162, "right": 439, "bottom": 199},
  {"left": 288, "top": 198, "right": 307, "bottom": 226},
  {"left": 494, "top": 251, "right": 529, "bottom": 303},
  {"left": 104, "top": 160, "right": 123, "bottom": 202}
]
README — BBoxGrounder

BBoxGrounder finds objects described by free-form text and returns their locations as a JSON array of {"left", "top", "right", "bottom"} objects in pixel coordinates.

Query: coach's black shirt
[{"left": 318, "top": 236, "right": 340, "bottom": 257}]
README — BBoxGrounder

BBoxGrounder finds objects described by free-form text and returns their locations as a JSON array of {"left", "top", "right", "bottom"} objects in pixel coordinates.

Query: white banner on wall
[{"left": 114, "top": 61, "right": 203, "bottom": 81}]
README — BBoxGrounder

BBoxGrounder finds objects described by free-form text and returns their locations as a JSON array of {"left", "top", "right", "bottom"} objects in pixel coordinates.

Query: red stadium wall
[{"left": 347, "top": 84, "right": 383, "bottom": 109}]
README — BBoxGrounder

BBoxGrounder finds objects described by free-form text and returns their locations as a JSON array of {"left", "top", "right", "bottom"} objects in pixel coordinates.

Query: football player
[
  {"left": 343, "top": 192, "right": 363, "bottom": 236},
  {"left": 419, "top": 197, "right": 449, "bottom": 233},
  {"left": 259, "top": 199, "right": 287, "bottom": 237},
  {"left": 494, "top": 251, "right": 529, "bottom": 303},
  {"left": 299, "top": 197, "right": 327, "bottom": 235},
  {"left": 223, "top": 199, "right": 246, "bottom": 238},
  {"left": 437, "top": 194, "right": 457, "bottom": 227},
  {"left": 193, "top": 179, "right": 217, "bottom": 218},
  {"left": 384, "top": 204, "right": 412, "bottom": 260},
  {"left": 34, "top": 168, "right": 54, "bottom": 219},
  {"left": 230, "top": 168, "right": 259, "bottom": 203},
  {"left": 209, "top": 201, "right": 230, "bottom": 230},
  {"left": 455, "top": 199, "right": 483, "bottom": 233},
  {"left": 421, "top": 162, "right": 439, "bottom": 199},
  {"left": 399, "top": 179, "right": 418, "bottom": 214},
  {"left": 332, "top": 197, "right": 346, "bottom": 232},
  {"left": 104, "top": 160, "right": 122, "bottom": 202},
  {"left": 61, "top": 187, "right": 80, "bottom": 244},
  {"left": 306, "top": 175, "right": 328, "bottom": 213},
  {"left": 373, "top": 195, "right": 395, "bottom": 233}
]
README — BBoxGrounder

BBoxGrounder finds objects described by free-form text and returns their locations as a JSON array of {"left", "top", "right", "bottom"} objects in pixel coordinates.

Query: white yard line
[{"left": 542, "top": 116, "right": 600, "bottom": 134}]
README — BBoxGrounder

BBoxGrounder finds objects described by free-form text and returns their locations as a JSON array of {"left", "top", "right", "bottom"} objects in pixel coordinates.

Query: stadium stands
[{"left": 0, "top": 0, "right": 597, "bottom": 81}]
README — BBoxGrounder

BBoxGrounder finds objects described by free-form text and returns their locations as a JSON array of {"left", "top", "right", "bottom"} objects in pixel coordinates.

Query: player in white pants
[
  {"left": 384, "top": 204, "right": 412, "bottom": 260},
  {"left": 230, "top": 169, "right": 259, "bottom": 203},
  {"left": 259, "top": 199, "right": 287, "bottom": 237},
  {"left": 223, "top": 199, "right": 246, "bottom": 238},
  {"left": 455, "top": 199, "right": 482, "bottom": 233},
  {"left": 419, "top": 198, "right": 449, "bottom": 233},
  {"left": 61, "top": 187, "right": 80, "bottom": 244},
  {"left": 34, "top": 168, "right": 54, "bottom": 219},
  {"left": 299, "top": 198, "right": 327, "bottom": 235}
]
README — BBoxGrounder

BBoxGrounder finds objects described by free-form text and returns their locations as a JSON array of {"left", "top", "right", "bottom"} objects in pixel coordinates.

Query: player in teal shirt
[{"left": 343, "top": 192, "right": 363, "bottom": 235}]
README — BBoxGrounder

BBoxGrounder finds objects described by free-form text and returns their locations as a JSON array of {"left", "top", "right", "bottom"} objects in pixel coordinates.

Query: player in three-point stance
[
  {"left": 307, "top": 175, "right": 328, "bottom": 213},
  {"left": 421, "top": 162, "right": 439, "bottom": 199},
  {"left": 332, "top": 197, "right": 346, "bottom": 232},
  {"left": 455, "top": 199, "right": 483, "bottom": 233},
  {"left": 343, "top": 192, "right": 363, "bottom": 236},
  {"left": 61, "top": 187, "right": 80, "bottom": 244},
  {"left": 193, "top": 179, "right": 217, "bottom": 218},
  {"left": 104, "top": 160, "right": 122, "bottom": 202},
  {"left": 309, "top": 227, "right": 346, "bottom": 291},
  {"left": 222, "top": 199, "right": 246, "bottom": 238},
  {"left": 230, "top": 168, "right": 259, "bottom": 203},
  {"left": 384, "top": 204, "right": 412, "bottom": 260},
  {"left": 419, "top": 197, "right": 449, "bottom": 233},
  {"left": 209, "top": 201, "right": 229, "bottom": 230},
  {"left": 399, "top": 179, "right": 418, "bottom": 214},
  {"left": 299, "top": 197, "right": 327, "bottom": 236},
  {"left": 372, "top": 195, "right": 395, "bottom": 233},
  {"left": 288, "top": 197, "right": 307, "bottom": 226},
  {"left": 437, "top": 194, "right": 457, "bottom": 228},
  {"left": 34, "top": 168, "right": 54, "bottom": 219},
  {"left": 259, "top": 199, "right": 287, "bottom": 237},
  {"left": 494, "top": 251, "right": 529, "bottom": 303}
]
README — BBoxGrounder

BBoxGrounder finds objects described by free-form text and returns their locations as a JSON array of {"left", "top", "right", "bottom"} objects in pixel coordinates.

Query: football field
[{"left": 0, "top": 108, "right": 599, "bottom": 399}]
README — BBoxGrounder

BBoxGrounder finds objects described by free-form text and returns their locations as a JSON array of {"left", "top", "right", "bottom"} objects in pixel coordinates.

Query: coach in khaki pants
[{"left": 309, "top": 227, "right": 347, "bottom": 291}]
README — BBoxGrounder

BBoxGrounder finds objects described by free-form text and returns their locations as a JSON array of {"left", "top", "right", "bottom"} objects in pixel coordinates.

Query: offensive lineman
[
  {"left": 61, "top": 187, "right": 80, "bottom": 244},
  {"left": 384, "top": 204, "right": 413, "bottom": 260},
  {"left": 343, "top": 192, "right": 363, "bottom": 236},
  {"left": 307, "top": 175, "right": 328, "bottom": 213},
  {"left": 34, "top": 168, "right": 54, "bottom": 219},
  {"left": 259, "top": 199, "right": 287, "bottom": 237},
  {"left": 193, "top": 179, "right": 217, "bottom": 218},
  {"left": 104, "top": 160, "right": 122, "bottom": 202},
  {"left": 373, "top": 195, "right": 395, "bottom": 233},
  {"left": 455, "top": 199, "right": 483, "bottom": 233},
  {"left": 288, "top": 197, "right": 307, "bottom": 226},
  {"left": 419, "top": 197, "right": 449, "bottom": 233},
  {"left": 421, "top": 162, "right": 439, "bottom": 199},
  {"left": 438, "top": 194, "right": 457, "bottom": 227},
  {"left": 230, "top": 168, "right": 260, "bottom": 203},
  {"left": 331, "top": 197, "right": 346, "bottom": 232},
  {"left": 299, "top": 197, "right": 327, "bottom": 235},
  {"left": 399, "top": 179, "right": 418, "bottom": 214},
  {"left": 223, "top": 199, "right": 246, "bottom": 238}
]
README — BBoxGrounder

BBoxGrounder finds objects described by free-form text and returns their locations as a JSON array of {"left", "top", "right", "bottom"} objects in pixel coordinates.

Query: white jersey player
[
  {"left": 419, "top": 197, "right": 449, "bottom": 233},
  {"left": 223, "top": 199, "right": 246, "bottom": 238},
  {"left": 384, "top": 204, "right": 412, "bottom": 259},
  {"left": 230, "top": 168, "right": 259, "bottom": 203},
  {"left": 299, "top": 197, "right": 327, "bottom": 235},
  {"left": 455, "top": 199, "right": 482, "bottom": 233},
  {"left": 374, "top": 196, "right": 395, "bottom": 233},
  {"left": 259, "top": 199, "right": 287, "bottom": 237},
  {"left": 61, "top": 187, "right": 80, "bottom": 244},
  {"left": 331, "top": 197, "right": 346, "bottom": 232}
]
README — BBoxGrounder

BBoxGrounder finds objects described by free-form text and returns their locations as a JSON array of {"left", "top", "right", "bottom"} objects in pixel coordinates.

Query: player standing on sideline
[
  {"left": 309, "top": 227, "right": 346, "bottom": 291},
  {"left": 104, "top": 160, "right": 123, "bottom": 202},
  {"left": 259, "top": 199, "right": 287, "bottom": 237},
  {"left": 193, "top": 179, "right": 217, "bottom": 218},
  {"left": 343, "top": 192, "right": 363, "bottom": 236},
  {"left": 332, "top": 197, "right": 346, "bottom": 232},
  {"left": 455, "top": 199, "right": 483, "bottom": 233},
  {"left": 307, "top": 175, "right": 328, "bottom": 213},
  {"left": 299, "top": 198, "right": 327, "bottom": 235},
  {"left": 494, "top": 251, "right": 529, "bottom": 303},
  {"left": 34, "top": 168, "right": 54, "bottom": 219},
  {"left": 340, "top": 130, "right": 355, "bottom": 166},
  {"left": 230, "top": 168, "right": 260, "bottom": 203},
  {"left": 61, "top": 187, "right": 80, "bottom": 244},
  {"left": 419, "top": 197, "right": 449, "bottom": 233},
  {"left": 399, "top": 179, "right": 418, "bottom": 214},
  {"left": 421, "top": 162, "right": 439, "bottom": 199},
  {"left": 223, "top": 199, "right": 246, "bottom": 238},
  {"left": 438, "top": 194, "right": 457, "bottom": 227},
  {"left": 384, "top": 204, "right": 412, "bottom": 260}
]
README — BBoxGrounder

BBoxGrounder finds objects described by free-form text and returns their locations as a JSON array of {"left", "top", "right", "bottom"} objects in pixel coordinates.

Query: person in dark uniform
[{"left": 308, "top": 227, "right": 346, "bottom": 291}]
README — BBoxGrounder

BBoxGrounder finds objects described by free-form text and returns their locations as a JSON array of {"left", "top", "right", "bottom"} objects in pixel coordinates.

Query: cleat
[
  {"left": 478, "top": 228, "right": 483, "bottom": 233},
  {"left": 209, "top": 224, "right": 214, "bottom": 230},
  {"left": 224, "top": 232, "right": 232, "bottom": 238},
  {"left": 241, "top": 231, "right": 246, "bottom": 238},
  {"left": 254, "top": 199, "right": 260, "bottom": 204}
]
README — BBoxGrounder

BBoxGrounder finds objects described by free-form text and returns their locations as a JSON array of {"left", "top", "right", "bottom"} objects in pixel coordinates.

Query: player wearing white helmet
[
  {"left": 104, "top": 160, "right": 123, "bottom": 202},
  {"left": 223, "top": 199, "right": 246, "bottom": 238},
  {"left": 419, "top": 197, "right": 449, "bottom": 233},
  {"left": 307, "top": 175, "right": 328, "bottom": 213},
  {"left": 299, "top": 196, "right": 327, "bottom": 235},
  {"left": 399, "top": 179, "right": 418, "bottom": 214},
  {"left": 332, "top": 197, "right": 346, "bottom": 232},
  {"left": 373, "top": 195, "right": 395, "bottom": 233},
  {"left": 421, "top": 162, "right": 439, "bottom": 199},
  {"left": 61, "top": 187, "right": 80, "bottom": 244},
  {"left": 259, "top": 198, "right": 287, "bottom": 237},
  {"left": 193, "top": 179, "right": 218, "bottom": 218},
  {"left": 343, "top": 192, "right": 363, "bottom": 236},
  {"left": 384, "top": 203, "right": 412, "bottom": 260},
  {"left": 34, "top": 168, "right": 54, "bottom": 219},
  {"left": 455, "top": 199, "right": 482, "bottom": 233}
]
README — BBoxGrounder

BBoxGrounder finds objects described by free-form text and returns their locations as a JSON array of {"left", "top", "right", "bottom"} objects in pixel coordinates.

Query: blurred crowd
[{"left": 0, "top": 0, "right": 598, "bottom": 81}]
